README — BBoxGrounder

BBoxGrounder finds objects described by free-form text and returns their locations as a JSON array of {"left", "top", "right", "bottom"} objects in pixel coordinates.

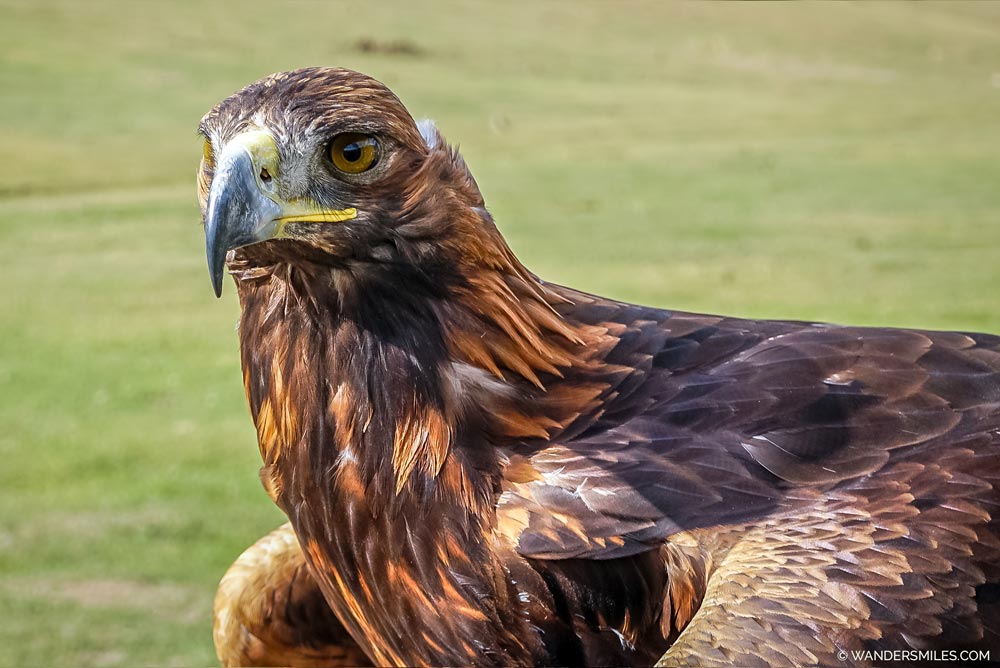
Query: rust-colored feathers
[{"left": 200, "top": 69, "right": 1000, "bottom": 667}]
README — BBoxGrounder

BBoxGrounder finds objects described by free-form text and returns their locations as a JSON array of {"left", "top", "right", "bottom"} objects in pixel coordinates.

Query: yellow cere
[{"left": 227, "top": 130, "right": 281, "bottom": 186}]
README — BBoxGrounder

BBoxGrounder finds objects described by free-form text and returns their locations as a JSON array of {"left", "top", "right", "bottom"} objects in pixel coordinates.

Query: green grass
[{"left": 2, "top": 1, "right": 1000, "bottom": 665}]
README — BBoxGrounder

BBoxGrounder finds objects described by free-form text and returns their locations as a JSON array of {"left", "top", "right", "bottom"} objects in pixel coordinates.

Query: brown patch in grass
[
  {"left": 4, "top": 577, "right": 209, "bottom": 624},
  {"left": 353, "top": 38, "right": 425, "bottom": 58},
  {"left": 15, "top": 505, "right": 181, "bottom": 543}
]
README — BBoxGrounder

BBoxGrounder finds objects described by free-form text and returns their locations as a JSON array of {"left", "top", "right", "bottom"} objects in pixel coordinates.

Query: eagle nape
[{"left": 198, "top": 68, "right": 1000, "bottom": 667}]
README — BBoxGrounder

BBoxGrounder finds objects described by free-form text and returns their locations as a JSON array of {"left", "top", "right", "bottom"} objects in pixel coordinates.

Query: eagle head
[
  {"left": 197, "top": 67, "right": 497, "bottom": 298},
  {"left": 198, "top": 67, "right": 592, "bottom": 495}
]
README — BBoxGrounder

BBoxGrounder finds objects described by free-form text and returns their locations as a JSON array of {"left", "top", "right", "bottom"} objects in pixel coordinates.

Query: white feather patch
[{"left": 417, "top": 118, "right": 439, "bottom": 149}]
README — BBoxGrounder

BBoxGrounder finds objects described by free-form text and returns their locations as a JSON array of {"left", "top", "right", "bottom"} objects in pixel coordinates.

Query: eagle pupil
[{"left": 342, "top": 143, "right": 362, "bottom": 162}]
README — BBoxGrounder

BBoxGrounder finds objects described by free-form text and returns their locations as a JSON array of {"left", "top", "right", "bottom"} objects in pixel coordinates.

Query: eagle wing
[{"left": 498, "top": 305, "right": 1000, "bottom": 656}]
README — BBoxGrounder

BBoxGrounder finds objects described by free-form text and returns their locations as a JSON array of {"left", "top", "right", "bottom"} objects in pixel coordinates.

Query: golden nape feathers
[{"left": 199, "top": 68, "right": 1000, "bottom": 667}]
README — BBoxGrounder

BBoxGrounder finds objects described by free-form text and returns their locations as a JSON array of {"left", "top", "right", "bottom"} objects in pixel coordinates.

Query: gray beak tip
[{"left": 206, "top": 234, "right": 228, "bottom": 298}]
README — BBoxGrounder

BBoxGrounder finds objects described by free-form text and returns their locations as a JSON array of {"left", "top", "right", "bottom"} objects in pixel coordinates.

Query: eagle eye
[{"left": 329, "top": 133, "right": 380, "bottom": 175}]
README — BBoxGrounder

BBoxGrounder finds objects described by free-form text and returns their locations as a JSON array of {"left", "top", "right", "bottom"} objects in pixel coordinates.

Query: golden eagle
[{"left": 198, "top": 68, "right": 1000, "bottom": 667}]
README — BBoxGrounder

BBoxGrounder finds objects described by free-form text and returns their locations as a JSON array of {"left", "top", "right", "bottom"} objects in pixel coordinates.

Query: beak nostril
[{"left": 260, "top": 168, "right": 272, "bottom": 183}]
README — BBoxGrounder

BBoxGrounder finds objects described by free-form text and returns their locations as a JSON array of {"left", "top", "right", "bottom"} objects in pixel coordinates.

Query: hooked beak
[{"left": 203, "top": 130, "right": 356, "bottom": 297}]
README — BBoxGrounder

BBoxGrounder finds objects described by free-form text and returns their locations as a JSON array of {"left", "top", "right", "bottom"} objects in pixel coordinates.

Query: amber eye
[
  {"left": 329, "top": 133, "right": 379, "bottom": 174},
  {"left": 202, "top": 138, "right": 215, "bottom": 170}
]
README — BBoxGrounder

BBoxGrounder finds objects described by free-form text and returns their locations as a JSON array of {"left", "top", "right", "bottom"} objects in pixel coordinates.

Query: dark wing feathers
[
  {"left": 497, "top": 298, "right": 1000, "bottom": 660},
  {"left": 501, "top": 311, "right": 999, "bottom": 550}
]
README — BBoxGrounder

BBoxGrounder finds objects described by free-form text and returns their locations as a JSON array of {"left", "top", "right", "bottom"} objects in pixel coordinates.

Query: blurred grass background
[{"left": 1, "top": 1, "right": 999, "bottom": 665}]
